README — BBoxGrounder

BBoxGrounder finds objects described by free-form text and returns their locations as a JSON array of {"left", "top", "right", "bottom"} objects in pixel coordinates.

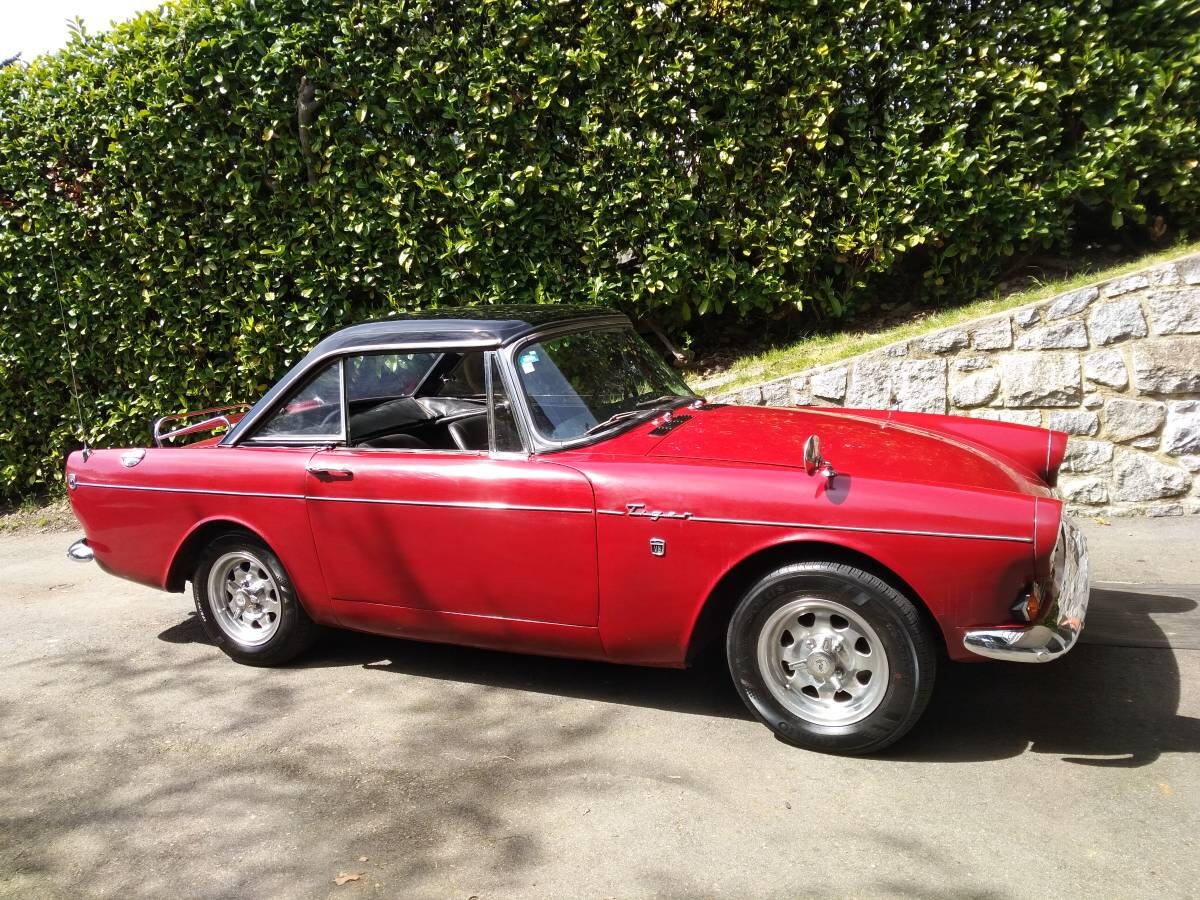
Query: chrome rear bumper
[
  {"left": 67, "top": 538, "right": 94, "bottom": 563},
  {"left": 963, "top": 518, "right": 1089, "bottom": 663}
]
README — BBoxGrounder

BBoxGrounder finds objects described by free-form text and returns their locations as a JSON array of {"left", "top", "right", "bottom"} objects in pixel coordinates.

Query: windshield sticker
[{"left": 519, "top": 350, "right": 540, "bottom": 374}]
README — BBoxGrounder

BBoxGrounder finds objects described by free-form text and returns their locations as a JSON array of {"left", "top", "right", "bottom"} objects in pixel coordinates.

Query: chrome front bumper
[
  {"left": 963, "top": 518, "right": 1089, "bottom": 662},
  {"left": 67, "top": 538, "right": 94, "bottom": 563}
]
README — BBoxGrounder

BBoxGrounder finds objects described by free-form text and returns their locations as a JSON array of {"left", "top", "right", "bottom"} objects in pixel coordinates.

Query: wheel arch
[
  {"left": 684, "top": 538, "right": 944, "bottom": 665},
  {"left": 165, "top": 518, "right": 271, "bottom": 593}
]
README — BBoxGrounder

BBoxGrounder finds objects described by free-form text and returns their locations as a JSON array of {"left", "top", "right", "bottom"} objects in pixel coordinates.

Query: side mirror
[
  {"left": 803, "top": 434, "right": 837, "bottom": 481},
  {"left": 803, "top": 434, "right": 823, "bottom": 475}
]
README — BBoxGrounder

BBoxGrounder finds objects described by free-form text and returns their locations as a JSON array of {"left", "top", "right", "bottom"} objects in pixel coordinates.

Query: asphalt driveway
[{"left": 1, "top": 517, "right": 1198, "bottom": 898}]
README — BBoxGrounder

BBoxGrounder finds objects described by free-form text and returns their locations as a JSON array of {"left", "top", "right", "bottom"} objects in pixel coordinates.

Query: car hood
[{"left": 646, "top": 404, "right": 1056, "bottom": 495}]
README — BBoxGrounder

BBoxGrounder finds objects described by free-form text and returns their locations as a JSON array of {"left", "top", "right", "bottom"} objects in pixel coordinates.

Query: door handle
[{"left": 307, "top": 465, "right": 354, "bottom": 481}]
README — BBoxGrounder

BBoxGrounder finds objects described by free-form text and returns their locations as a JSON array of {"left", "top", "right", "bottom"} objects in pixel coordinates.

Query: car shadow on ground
[
  {"left": 888, "top": 586, "right": 1200, "bottom": 766},
  {"left": 158, "top": 586, "right": 1200, "bottom": 765},
  {"left": 159, "top": 611, "right": 751, "bottom": 720}
]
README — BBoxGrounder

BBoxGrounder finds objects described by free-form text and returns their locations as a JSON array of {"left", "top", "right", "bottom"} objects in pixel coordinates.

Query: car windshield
[{"left": 513, "top": 325, "right": 695, "bottom": 442}]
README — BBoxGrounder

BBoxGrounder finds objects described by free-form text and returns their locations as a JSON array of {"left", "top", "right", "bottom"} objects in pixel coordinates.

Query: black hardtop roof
[
  {"left": 311, "top": 304, "right": 627, "bottom": 355},
  {"left": 221, "top": 304, "right": 627, "bottom": 444}
]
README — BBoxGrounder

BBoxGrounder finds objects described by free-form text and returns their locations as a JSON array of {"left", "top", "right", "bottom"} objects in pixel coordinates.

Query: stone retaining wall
[{"left": 714, "top": 253, "right": 1200, "bottom": 517}]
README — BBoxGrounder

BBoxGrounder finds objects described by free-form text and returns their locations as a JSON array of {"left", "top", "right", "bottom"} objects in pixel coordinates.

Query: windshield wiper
[
  {"left": 584, "top": 409, "right": 645, "bottom": 435},
  {"left": 584, "top": 396, "right": 694, "bottom": 436}
]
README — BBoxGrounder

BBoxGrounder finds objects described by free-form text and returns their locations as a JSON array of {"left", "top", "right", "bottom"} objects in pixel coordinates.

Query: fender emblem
[
  {"left": 625, "top": 502, "right": 692, "bottom": 521},
  {"left": 649, "top": 538, "right": 666, "bottom": 557}
]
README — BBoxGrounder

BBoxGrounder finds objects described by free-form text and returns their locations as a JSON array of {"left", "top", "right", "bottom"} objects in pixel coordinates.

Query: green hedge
[{"left": 2, "top": 0, "right": 1199, "bottom": 499}]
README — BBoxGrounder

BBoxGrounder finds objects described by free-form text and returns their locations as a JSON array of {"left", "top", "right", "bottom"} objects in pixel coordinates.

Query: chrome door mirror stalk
[{"left": 803, "top": 434, "right": 837, "bottom": 482}]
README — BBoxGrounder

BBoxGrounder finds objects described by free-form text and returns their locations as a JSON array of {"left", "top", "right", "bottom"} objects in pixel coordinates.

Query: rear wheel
[
  {"left": 727, "top": 561, "right": 937, "bottom": 754},
  {"left": 192, "top": 534, "right": 318, "bottom": 666}
]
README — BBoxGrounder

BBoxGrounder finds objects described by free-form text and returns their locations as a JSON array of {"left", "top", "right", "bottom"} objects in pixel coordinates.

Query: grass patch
[
  {"left": 691, "top": 239, "right": 1200, "bottom": 394},
  {"left": 0, "top": 496, "right": 76, "bottom": 535}
]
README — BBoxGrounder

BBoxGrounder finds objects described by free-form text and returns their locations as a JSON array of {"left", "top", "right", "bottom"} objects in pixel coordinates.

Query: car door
[
  {"left": 302, "top": 349, "right": 599, "bottom": 627},
  {"left": 304, "top": 450, "right": 599, "bottom": 626}
]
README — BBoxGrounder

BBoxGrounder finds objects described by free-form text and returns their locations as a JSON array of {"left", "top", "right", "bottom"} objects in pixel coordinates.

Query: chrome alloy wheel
[
  {"left": 206, "top": 551, "right": 283, "bottom": 646},
  {"left": 755, "top": 595, "right": 890, "bottom": 726}
]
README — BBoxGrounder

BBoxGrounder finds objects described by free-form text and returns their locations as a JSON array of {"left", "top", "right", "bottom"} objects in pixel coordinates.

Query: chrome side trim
[
  {"left": 692, "top": 515, "right": 1032, "bottom": 543},
  {"left": 1033, "top": 495, "right": 1039, "bottom": 560},
  {"left": 334, "top": 446, "right": 481, "bottom": 456},
  {"left": 308, "top": 495, "right": 592, "bottom": 514},
  {"left": 71, "top": 481, "right": 304, "bottom": 500},
  {"left": 596, "top": 508, "right": 1032, "bottom": 543},
  {"left": 72, "top": 480, "right": 589, "bottom": 514},
  {"left": 72, "top": 478, "right": 1027, "bottom": 540}
]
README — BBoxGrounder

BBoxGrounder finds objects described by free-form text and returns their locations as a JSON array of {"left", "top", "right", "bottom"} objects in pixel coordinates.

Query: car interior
[{"left": 352, "top": 395, "right": 489, "bottom": 450}]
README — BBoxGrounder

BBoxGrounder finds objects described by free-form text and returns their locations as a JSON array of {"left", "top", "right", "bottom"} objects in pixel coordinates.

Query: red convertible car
[{"left": 65, "top": 306, "right": 1089, "bottom": 753}]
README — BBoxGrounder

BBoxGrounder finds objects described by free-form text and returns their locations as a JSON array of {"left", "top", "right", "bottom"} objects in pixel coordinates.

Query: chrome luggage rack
[{"left": 152, "top": 403, "right": 251, "bottom": 447}]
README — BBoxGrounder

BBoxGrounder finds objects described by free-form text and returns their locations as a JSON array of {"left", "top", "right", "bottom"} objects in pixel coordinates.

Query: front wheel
[
  {"left": 727, "top": 561, "right": 937, "bottom": 754},
  {"left": 192, "top": 534, "right": 319, "bottom": 666}
]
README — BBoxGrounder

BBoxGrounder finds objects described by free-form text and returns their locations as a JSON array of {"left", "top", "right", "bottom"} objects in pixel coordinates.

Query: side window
[
  {"left": 345, "top": 352, "right": 438, "bottom": 403},
  {"left": 255, "top": 361, "right": 344, "bottom": 440},
  {"left": 343, "top": 350, "right": 491, "bottom": 452},
  {"left": 489, "top": 356, "right": 524, "bottom": 453},
  {"left": 433, "top": 352, "right": 486, "bottom": 399}
]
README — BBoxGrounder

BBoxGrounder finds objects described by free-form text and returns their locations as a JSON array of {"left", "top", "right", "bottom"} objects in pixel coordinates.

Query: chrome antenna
[{"left": 48, "top": 239, "right": 91, "bottom": 461}]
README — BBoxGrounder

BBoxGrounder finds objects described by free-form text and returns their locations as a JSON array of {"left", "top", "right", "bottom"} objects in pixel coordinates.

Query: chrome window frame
[{"left": 486, "top": 350, "right": 536, "bottom": 458}]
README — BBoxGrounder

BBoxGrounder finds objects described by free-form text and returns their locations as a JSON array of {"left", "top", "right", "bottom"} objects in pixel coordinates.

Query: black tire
[
  {"left": 192, "top": 533, "right": 319, "bottom": 666},
  {"left": 726, "top": 561, "right": 937, "bottom": 754}
]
